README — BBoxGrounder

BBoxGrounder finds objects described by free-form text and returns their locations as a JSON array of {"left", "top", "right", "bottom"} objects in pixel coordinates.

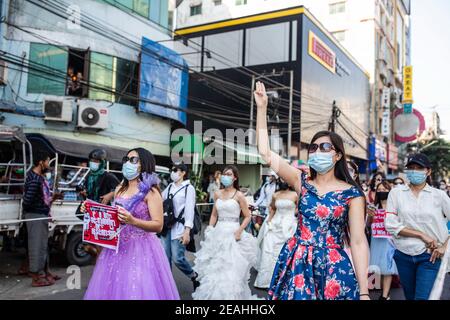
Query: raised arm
[{"left": 254, "top": 81, "right": 302, "bottom": 194}]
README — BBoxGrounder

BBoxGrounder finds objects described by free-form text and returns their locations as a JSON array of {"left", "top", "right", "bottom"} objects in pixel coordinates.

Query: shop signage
[
  {"left": 402, "top": 66, "right": 413, "bottom": 103},
  {"left": 308, "top": 31, "right": 336, "bottom": 74}
]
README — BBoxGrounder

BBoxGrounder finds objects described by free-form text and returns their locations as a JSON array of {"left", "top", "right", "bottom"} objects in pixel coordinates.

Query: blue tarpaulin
[{"left": 139, "top": 37, "right": 189, "bottom": 125}]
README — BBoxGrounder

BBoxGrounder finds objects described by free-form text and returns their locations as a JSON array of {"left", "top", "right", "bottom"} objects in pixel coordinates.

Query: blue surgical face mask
[
  {"left": 221, "top": 175, "right": 234, "bottom": 188},
  {"left": 89, "top": 161, "right": 100, "bottom": 172},
  {"left": 307, "top": 152, "right": 335, "bottom": 175},
  {"left": 406, "top": 170, "right": 427, "bottom": 185},
  {"left": 122, "top": 162, "right": 140, "bottom": 181}
]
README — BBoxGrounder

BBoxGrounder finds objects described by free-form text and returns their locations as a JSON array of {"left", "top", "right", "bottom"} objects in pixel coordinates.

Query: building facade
[
  {"left": 175, "top": 6, "right": 370, "bottom": 189},
  {"left": 0, "top": 0, "right": 189, "bottom": 166},
  {"left": 176, "top": 0, "right": 412, "bottom": 175}
]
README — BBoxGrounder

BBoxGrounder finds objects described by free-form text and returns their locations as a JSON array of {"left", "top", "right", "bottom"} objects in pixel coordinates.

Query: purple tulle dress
[{"left": 84, "top": 173, "right": 180, "bottom": 300}]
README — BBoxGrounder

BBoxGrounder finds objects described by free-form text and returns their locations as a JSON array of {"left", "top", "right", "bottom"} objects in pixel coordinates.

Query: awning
[
  {"left": 209, "top": 140, "right": 263, "bottom": 164},
  {"left": 26, "top": 134, "right": 129, "bottom": 164}
]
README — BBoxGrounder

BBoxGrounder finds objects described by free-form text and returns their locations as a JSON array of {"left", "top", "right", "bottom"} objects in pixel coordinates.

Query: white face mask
[
  {"left": 170, "top": 171, "right": 181, "bottom": 182},
  {"left": 45, "top": 172, "right": 52, "bottom": 180}
]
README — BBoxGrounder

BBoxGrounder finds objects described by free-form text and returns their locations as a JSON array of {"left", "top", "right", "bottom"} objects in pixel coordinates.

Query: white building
[
  {"left": 176, "top": 0, "right": 411, "bottom": 140},
  {"left": 0, "top": 0, "right": 191, "bottom": 164}
]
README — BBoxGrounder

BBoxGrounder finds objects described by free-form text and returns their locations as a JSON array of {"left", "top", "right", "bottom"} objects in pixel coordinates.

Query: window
[
  {"left": 329, "top": 2, "right": 346, "bottom": 14},
  {"left": 245, "top": 22, "right": 290, "bottom": 66},
  {"left": 88, "top": 52, "right": 139, "bottom": 106},
  {"left": 89, "top": 52, "right": 114, "bottom": 102},
  {"left": 204, "top": 30, "right": 243, "bottom": 70},
  {"left": 27, "top": 43, "right": 68, "bottom": 95},
  {"left": 332, "top": 30, "right": 346, "bottom": 42},
  {"left": 190, "top": 4, "right": 202, "bottom": 16},
  {"left": 292, "top": 20, "right": 297, "bottom": 61},
  {"left": 133, "top": 0, "right": 150, "bottom": 18},
  {"left": 213, "top": 0, "right": 222, "bottom": 5},
  {"left": 235, "top": 0, "right": 247, "bottom": 5}
]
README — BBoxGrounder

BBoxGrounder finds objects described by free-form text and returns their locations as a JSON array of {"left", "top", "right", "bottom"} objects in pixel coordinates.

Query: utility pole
[
  {"left": 328, "top": 101, "right": 340, "bottom": 132},
  {"left": 249, "top": 75, "right": 256, "bottom": 145},
  {"left": 288, "top": 70, "right": 294, "bottom": 160}
]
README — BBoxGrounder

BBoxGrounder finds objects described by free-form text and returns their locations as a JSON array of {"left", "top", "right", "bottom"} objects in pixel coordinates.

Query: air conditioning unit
[
  {"left": 77, "top": 101, "right": 109, "bottom": 130},
  {"left": 43, "top": 96, "right": 74, "bottom": 122}
]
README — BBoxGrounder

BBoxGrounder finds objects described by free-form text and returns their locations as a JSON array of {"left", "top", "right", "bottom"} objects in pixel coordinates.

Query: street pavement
[{"left": 1, "top": 235, "right": 449, "bottom": 300}]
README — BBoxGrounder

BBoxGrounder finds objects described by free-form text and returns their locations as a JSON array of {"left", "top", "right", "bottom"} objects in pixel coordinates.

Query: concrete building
[
  {"left": 176, "top": 0, "right": 412, "bottom": 174},
  {"left": 0, "top": 0, "right": 190, "bottom": 167}
]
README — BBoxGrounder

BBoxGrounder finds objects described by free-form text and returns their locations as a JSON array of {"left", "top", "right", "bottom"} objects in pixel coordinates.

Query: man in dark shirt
[
  {"left": 79, "top": 149, "right": 119, "bottom": 257},
  {"left": 23, "top": 151, "right": 60, "bottom": 287}
]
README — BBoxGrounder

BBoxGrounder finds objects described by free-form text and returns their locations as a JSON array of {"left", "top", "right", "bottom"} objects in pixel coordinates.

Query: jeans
[
  {"left": 160, "top": 232, "right": 195, "bottom": 278},
  {"left": 393, "top": 250, "right": 441, "bottom": 300}
]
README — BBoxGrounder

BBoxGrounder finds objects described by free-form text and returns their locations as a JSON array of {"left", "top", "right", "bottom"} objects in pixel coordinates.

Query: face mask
[
  {"left": 406, "top": 170, "right": 427, "bottom": 185},
  {"left": 122, "top": 162, "right": 140, "bottom": 181},
  {"left": 376, "top": 192, "right": 389, "bottom": 201},
  {"left": 170, "top": 171, "right": 181, "bottom": 182},
  {"left": 221, "top": 175, "right": 234, "bottom": 188},
  {"left": 45, "top": 172, "right": 52, "bottom": 180},
  {"left": 308, "top": 153, "right": 335, "bottom": 175},
  {"left": 89, "top": 161, "right": 100, "bottom": 172},
  {"left": 440, "top": 185, "right": 446, "bottom": 190}
]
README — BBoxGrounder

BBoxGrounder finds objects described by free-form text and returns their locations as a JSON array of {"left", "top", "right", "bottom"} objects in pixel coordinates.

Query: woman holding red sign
[
  {"left": 368, "top": 181, "right": 398, "bottom": 300},
  {"left": 83, "top": 148, "right": 179, "bottom": 300}
]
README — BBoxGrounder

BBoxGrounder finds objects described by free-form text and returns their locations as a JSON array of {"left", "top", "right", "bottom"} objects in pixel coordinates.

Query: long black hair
[
  {"left": 374, "top": 181, "right": 392, "bottom": 209},
  {"left": 222, "top": 165, "right": 240, "bottom": 190},
  {"left": 308, "top": 131, "right": 366, "bottom": 245},
  {"left": 369, "top": 172, "right": 386, "bottom": 191},
  {"left": 117, "top": 147, "right": 157, "bottom": 196}
]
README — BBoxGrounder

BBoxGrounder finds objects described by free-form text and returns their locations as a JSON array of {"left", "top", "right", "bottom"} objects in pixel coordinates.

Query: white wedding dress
[
  {"left": 254, "top": 199, "right": 297, "bottom": 289},
  {"left": 192, "top": 198, "right": 259, "bottom": 300}
]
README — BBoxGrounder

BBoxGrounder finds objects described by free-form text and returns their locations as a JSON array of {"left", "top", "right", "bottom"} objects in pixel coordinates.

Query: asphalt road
[{"left": 1, "top": 237, "right": 449, "bottom": 300}]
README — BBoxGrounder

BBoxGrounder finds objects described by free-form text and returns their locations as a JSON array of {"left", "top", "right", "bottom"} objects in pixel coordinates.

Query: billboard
[{"left": 139, "top": 37, "right": 189, "bottom": 124}]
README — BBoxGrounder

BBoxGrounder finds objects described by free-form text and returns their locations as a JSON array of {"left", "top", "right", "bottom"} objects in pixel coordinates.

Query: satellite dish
[{"left": 394, "top": 108, "right": 425, "bottom": 143}]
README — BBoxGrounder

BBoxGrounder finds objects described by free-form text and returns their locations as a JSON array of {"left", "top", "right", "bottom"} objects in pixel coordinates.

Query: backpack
[
  {"left": 173, "top": 184, "right": 203, "bottom": 236},
  {"left": 159, "top": 184, "right": 188, "bottom": 237}
]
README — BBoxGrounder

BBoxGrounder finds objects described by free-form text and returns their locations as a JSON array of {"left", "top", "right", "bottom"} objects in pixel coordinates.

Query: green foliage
[
  {"left": 190, "top": 173, "right": 208, "bottom": 203},
  {"left": 407, "top": 138, "right": 450, "bottom": 181}
]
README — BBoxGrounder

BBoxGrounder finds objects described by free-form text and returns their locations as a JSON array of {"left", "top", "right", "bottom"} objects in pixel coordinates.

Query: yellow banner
[{"left": 403, "top": 66, "right": 413, "bottom": 103}]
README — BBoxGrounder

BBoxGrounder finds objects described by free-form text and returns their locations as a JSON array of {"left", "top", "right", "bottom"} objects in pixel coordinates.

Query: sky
[{"left": 412, "top": 0, "right": 450, "bottom": 140}]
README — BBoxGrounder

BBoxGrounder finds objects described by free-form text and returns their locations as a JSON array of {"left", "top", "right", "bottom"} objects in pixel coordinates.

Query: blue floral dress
[{"left": 268, "top": 173, "right": 364, "bottom": 300}]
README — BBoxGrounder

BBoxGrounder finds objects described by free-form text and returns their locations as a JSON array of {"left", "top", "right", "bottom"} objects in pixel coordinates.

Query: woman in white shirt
[
  {"left": 160, "top": 163, "right": 200, "bottom": 291},
  {"left": 385, "top": 153, "right": 450, "bottom": 300}
]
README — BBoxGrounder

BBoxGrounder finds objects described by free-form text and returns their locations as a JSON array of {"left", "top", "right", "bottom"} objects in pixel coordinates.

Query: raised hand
[{"left": 254, "top": 81, "right": 268, "bottom": 109}]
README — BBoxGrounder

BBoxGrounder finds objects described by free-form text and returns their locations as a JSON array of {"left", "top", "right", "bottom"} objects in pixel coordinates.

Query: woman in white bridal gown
[
  {"left": 192, "top": 165, "right": 259, "bottom": 300},
  {"left": 254, "top": 180, "right": 298, "bottom": 289}
]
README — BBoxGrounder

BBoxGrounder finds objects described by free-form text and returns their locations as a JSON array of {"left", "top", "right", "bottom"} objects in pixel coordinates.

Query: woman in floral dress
[{"left": 255, "top": 82, "right": 370, "bottom": 300}]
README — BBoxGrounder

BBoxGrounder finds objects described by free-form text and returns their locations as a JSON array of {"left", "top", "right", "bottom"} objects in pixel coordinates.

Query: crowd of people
[{"left": 7, "top": 81, "right": 449, "bottom": 300}]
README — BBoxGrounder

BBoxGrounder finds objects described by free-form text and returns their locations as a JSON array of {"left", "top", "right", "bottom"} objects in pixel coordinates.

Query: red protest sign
[
  {"left": 371, "top": 209, "right": 391, "bottom": 238},
  {"left": 82, "top": 200, "right": 120, "bottom": 251}
]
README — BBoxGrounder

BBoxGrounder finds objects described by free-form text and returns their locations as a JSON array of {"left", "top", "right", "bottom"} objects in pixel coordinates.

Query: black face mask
[
  {"left": 278, "top": 182, "right": 290, "bottom": 191},
  {"left": 376, "top": 192, "right": 389, "bottom": 201}
]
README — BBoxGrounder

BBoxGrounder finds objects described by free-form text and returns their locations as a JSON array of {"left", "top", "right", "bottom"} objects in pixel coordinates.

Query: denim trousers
[
  {"left": 393, "top": 249, "right": 441, "bottom": 300},
  {"left": 160, "top": 232, "right": 195, "bottom": 278}
]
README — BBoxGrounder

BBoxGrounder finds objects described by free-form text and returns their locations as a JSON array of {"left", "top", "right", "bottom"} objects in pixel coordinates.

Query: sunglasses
[
  {"left": 122, "top": 156, "right": 140, "bottom": 164},
  {"left": 308, "top": 142, "right": 335, "bottom": 154}
]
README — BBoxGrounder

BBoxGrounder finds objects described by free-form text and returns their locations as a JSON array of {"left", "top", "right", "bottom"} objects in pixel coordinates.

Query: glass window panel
[
  {"left": 190, "top": 5, "right": 202, "bottom": 16},
  {"left": 27, "top": 43, "right": 68, "bottom": 95},
  {"left": 116, "top": 0, "right": 133, "bottom": 10},
  {"left": 204, "top": 30, "right": 243, "bottom": 70},
  {"left": 133, "top": 0, "right": 149, "bottom": 17},
  {"left": 89, "top": 52, "right": 114, "bottom": 101},
  {"left": 115, "top": 57, "right": 139, "bottom": 106},
  {"left": 292, "top": 20, "right": 297, "bottom": 61},
  {"left": 245, "top": 22, "right": 290, "bottom": 66}
]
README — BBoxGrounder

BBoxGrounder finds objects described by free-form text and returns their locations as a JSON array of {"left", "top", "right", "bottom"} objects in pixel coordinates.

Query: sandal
[
  {"left": 31, "top": 274, "right": 54, "bottom": 287},
  {"left": 46, "top": 272, "right": 62, "bottom": 281}
]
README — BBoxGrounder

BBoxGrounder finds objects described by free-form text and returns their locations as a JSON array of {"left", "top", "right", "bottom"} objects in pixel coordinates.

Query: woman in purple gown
[{"left": 84, "top": 148, "right": 180, "bottom": 300}]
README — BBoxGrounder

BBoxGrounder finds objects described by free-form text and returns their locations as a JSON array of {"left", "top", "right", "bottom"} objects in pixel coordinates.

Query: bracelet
[{"left": 360, "top": 293, "right": 370, "bottom": 297}]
